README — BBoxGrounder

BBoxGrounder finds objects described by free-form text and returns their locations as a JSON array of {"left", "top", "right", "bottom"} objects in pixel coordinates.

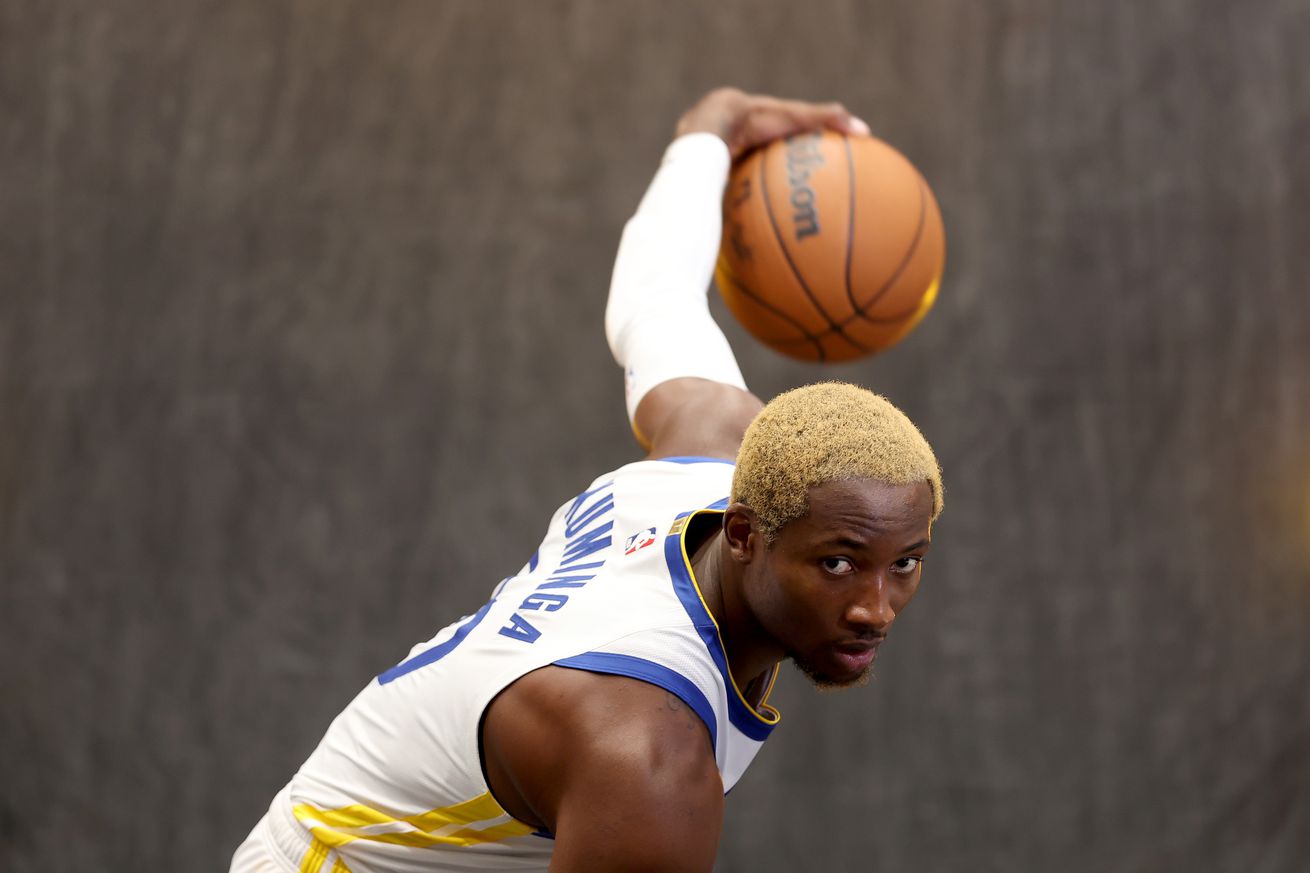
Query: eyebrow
[{"left": 822, "top": 536, "right": 931, "bottom": 553}]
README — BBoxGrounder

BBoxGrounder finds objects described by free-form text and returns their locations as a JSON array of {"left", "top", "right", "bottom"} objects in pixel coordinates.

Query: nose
[{"left": 844, "top": 574, "right": 896, "bottom": 633}]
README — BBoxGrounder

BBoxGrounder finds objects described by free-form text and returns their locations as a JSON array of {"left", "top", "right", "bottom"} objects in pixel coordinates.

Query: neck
[{"left": 691, "top": 529, "right": 784, "bottom": 691}]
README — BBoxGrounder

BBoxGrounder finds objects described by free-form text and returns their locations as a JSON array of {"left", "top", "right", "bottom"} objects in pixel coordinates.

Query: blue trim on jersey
[
  {"left": 554, "top": 652, "right": 719, "bottom": 751},
  {"left": 653, "top": 456, "right": 736, "bottom": 466},
  {"left": 664, "top": 512, "right": 779, "bottom": 743},
  {"left": 377, "top": 599, "right": 495, "bottom": 685}
]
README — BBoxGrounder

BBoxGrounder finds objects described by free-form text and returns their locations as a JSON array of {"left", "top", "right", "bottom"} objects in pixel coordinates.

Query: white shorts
[
  {"left": 229, "top": 787, "right": 317, "bottom": 873},
  {"left": 229, "top": 814, "right": 295, "bottom": 873}
]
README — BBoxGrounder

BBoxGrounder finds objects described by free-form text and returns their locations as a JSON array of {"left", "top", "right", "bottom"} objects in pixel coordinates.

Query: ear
[{"left": 721, "top": 503, "right": 760, "bottom": 564}]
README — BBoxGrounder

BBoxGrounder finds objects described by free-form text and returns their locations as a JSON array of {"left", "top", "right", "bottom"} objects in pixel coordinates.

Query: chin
[{"left": 791, "top": 656, "right": 873, "bottom": 691}]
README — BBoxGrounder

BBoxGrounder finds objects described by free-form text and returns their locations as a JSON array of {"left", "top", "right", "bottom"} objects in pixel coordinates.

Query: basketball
[{"left": 716, "top": 130, "right": 945, "bottom": 362}]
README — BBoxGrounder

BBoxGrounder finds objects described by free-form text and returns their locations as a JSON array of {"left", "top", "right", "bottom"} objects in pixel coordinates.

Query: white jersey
[{"left": 234, "top": 457, "right": 781, "bottom": 873}]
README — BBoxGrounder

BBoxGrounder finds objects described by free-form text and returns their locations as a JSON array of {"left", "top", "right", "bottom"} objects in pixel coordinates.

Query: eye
[
  {"left": 891, "top": 556, "right": 921, "bottom": 575},
  {"left": 821, "top": 557, "right": 855, "bottom": 576}
]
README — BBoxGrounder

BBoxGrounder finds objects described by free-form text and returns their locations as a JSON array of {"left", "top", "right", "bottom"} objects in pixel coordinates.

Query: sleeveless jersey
[{"left": 241, "top": 457, "right": 781, "bottom": 873}]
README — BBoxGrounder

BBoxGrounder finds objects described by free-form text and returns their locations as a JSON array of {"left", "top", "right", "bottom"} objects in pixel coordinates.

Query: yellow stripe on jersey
[
  {"left": 293, "top": 792, "right": 535, "bottom": 851},
  {"left": 406, "top": 791, "right": 508, "bottom": 832},
  {"left": 757, "top": 663, "right": 782, "bottom": 722}
]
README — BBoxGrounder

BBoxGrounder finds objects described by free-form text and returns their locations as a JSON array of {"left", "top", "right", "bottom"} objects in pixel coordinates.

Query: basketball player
[{"left": 231, "top": 87, "right": 944, "bottom": 873}]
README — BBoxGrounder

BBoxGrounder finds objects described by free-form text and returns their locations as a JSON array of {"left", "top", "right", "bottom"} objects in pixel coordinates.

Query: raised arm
[{"left": 605, "top": 87, "right": 868, "bottom": 460}]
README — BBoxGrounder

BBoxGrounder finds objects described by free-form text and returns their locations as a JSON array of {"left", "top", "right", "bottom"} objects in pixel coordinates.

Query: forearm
[
  {"left": 604, "top": 134, "right": 747, "bottom": 431},
  {"left": 604, "top": 132, "right": 730, "bottom": 357}
]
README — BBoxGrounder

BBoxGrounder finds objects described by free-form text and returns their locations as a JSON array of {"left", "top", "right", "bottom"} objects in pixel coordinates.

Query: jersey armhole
[{"left": 552, "top": 651, "right": 719, "bottom": 753}]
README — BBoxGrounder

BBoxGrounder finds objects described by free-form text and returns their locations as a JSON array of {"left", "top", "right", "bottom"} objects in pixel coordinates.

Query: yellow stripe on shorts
[{"left": 298, "top": 838, "right": 329, "bottom": 873}]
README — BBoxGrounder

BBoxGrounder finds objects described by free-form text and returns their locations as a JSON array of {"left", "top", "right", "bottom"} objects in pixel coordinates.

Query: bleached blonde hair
[{"left": 731, "top": 382, "right": 943, "bottom": 542}]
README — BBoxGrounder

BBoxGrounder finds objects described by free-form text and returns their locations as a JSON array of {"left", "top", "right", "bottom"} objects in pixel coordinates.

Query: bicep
[
  {"left": 548, "top": 719, "right": 724, "bottom": 873},
  {"left": 482, "top": 668, "right": 724, "bottom": 873},
  {"left": 544, "top": 692, "right": 723, "bottom": 865},
  {"left": 635, "top": 377, "right": 763, "bottom": 461}
]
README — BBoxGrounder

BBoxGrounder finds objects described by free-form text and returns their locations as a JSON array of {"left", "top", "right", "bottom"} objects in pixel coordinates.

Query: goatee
[{"left": 791, "top": 655, "right": 873, "bottom": 691}]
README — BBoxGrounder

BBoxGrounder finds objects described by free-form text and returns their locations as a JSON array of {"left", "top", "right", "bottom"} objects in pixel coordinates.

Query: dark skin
[
  {"left": 481, "top": 88, "right": 932, "bottom": 873},
  {"left": 694, "top": 477, "right": 932, "bottom": 690}
]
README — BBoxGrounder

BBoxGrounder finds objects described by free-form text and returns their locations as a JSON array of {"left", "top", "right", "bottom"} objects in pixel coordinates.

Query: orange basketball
[{"left": 716, "top": 130, "right": 945, "bottom": 362}]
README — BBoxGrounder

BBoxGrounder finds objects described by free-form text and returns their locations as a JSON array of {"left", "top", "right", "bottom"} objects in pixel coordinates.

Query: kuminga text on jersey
[{"left": 497, "top": 480, "right": 616, "bottom": 644}]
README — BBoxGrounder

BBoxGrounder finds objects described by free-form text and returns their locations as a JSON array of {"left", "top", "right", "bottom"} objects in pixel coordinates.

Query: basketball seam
[
  {"left": 769, "top": 305, "right": 917, "bottom": 347},
  {"left": 717, "top": 258, "right": 826, "bottom": 362},
  {"left": 843, "top": 136, "right": 859, "bottom": 319},
  {"left": 759, "top": 139, "right": 870, "bottom": 356},
  {"left": 846, "top": 176, "right": 929, "bottom": 326},
  {"left": 749, "top": 172, "right": 934, "bottom": 351},
  {"left": 778, "top": 299, "right": 920, "bottom": 347}
]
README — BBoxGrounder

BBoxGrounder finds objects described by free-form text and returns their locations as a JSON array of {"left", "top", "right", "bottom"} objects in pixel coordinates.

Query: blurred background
[{"left": 3, "top": 1, "right": 1308, "bottom": 870}]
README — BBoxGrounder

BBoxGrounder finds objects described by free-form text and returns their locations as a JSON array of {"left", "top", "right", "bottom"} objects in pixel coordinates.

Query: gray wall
[{"left": 3, "top": 1, "right": 1308, "bottom": 870}]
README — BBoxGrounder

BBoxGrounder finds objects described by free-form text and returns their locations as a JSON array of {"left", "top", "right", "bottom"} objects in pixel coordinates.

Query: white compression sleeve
[{"left": 605, "top": 132, "right": 748, "bottom": 427}]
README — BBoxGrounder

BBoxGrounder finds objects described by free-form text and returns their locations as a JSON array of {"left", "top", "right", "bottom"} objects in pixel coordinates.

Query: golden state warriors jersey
[{"left": 233, "top": 457, "right": 781, "bottom": 873}]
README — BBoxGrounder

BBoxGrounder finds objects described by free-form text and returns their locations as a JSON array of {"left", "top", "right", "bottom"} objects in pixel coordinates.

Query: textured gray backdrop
[{"left": 3, "top": 1, "right": 1309, "bottom": 871}]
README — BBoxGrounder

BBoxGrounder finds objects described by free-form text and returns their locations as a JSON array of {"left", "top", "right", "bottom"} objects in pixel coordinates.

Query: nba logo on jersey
[{"left": 624, "top": 527, "right": 657, "bottom": 555}]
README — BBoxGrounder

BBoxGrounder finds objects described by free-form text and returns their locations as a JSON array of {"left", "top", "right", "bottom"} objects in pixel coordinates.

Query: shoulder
[
  {"left": 598, "top": 455, "right": 734, "bottom": 532},
  {"left": 482, "top": 666, "right": 723, "bottom": 871}
]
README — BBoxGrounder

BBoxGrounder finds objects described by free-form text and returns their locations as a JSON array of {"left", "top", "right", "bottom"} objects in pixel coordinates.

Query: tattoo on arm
[{"left": 661, "top": 692, "right": 709, "bottom": 738}]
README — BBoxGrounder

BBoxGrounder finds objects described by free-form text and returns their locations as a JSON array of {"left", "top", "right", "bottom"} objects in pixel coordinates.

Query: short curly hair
[{"left": 731, "top": 382, "right": 943, "bottom": 542}]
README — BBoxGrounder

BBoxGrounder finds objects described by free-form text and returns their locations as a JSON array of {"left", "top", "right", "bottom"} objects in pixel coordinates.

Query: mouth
[{"left": 829, "top": 638, "right": 883, "bottom": 674}]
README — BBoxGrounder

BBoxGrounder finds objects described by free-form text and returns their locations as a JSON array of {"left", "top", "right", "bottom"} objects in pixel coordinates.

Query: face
[{"left": 740, "top": 478, "right": 934, "bottom": 689}]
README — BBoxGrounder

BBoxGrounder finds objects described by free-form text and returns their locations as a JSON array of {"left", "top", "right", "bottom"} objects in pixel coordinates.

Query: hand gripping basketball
[{"left": 675, "top": 87, "right": 870, "bottom": 159}]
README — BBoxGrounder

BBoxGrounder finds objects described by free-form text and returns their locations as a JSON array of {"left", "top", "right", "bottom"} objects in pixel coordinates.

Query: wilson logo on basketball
[{"left": 784, "top": 133, "right": 825, "bottom": 241}]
